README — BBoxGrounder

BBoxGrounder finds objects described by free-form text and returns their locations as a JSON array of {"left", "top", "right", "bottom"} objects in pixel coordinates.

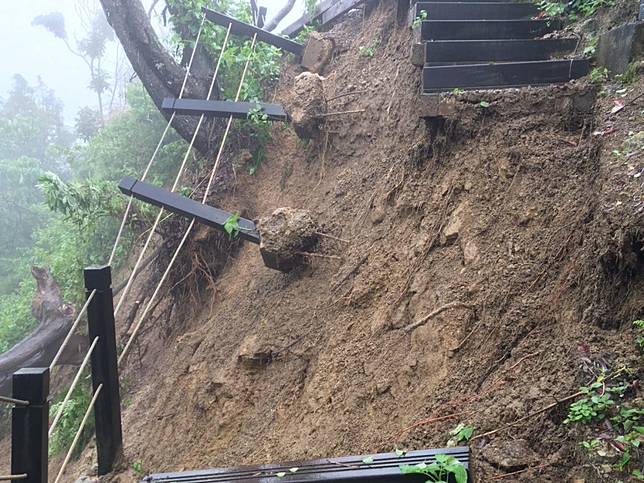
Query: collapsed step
[
  {"left": 421, "top": 19, "right": 560, "bottom": 40},
  {"left": 118, "top": 176, "right": 260, "bottom": 244},
  {"left": 425, "top": 38, "right": 578, "bottom": 65},
  {"left": 414, "top": 2, "right": 540, "bottom": 20},
  {"left": 143, "top": 447, "right": 471, "bottom": 482},
  {"left": 423, "top": 58, "right": 590, "bottom": 92},
  {"left": 161, "top": 98, "right": 289, "bottom": 122}
]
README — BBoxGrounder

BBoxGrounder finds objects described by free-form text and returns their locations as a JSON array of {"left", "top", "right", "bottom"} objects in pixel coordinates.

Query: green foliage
[
  {"left": 583, "top": 36, "right": 598, "bottom": 57},
  {"left": 538, "top": 0, "right": 612, "bottom": 19},
  {"left": 49, "top": 381, "right": 94, "bottom": 456},
  {"left": 590, "top": 67, "right": 609, "bottom": 84},
  {"left": 635, "top": 320, "right": 644, "bottom": 353},
  {"left": 132, "top": 461, "right": 145, "bottom": 478},
  {"left": 359, "top": 46, "right": 376, "bottom": 58},
  {"left": 564, "top": 381, "right": 615, "bottom": 424},
  {"left": 616, "top": 61, "right": 643, "bottom": 85},
  {"left": 451, "top": 88, "right": 465, "bottom": 95},
  {"left": 479, "top": 101, "right": 490, "bottom": 108},
  {"left": 447, "top": 423, "right": 476, "bottom": 446},
  {"left": 400, "top": 454, "right": 468, "bottom": 483},
  {"left": 224, "top": 213, "right": 242, "bottom": 239},
  {"left": 412, "top": 9, "right": 428, "bottom": 30}
]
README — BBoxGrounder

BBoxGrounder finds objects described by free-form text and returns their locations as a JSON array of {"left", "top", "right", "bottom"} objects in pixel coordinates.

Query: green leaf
[
  {"left": 395, "top": 448, "right": 407, "bottom": 457},
  {"left": 223, "top": 213, "right": 241, "bottom": 239},
  {"left": 276, "top": 471, "right": 286, "bottom": 478},
  {"left": 289, "top": 467, "right": 299, "bottom": 473},
  {"left": 362, "top": 456, "right": 374, "bottom": 465},
  {"left": 479, "top": 101, "right": 490, "bottom": 108}
]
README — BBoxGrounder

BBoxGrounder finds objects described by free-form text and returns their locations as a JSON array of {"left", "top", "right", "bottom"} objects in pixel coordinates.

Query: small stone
[
  {"left": 442, "top": 203, "right": 466, "bottom": 245},
  {"left": 462, "top": 240, "right": 480, "bottom": 265},
  {"left": 481, "top": 439, "right": 540, "bottom": 471},
  {"left": 236, "top": 334, "right": 274, "bottom": 369}
]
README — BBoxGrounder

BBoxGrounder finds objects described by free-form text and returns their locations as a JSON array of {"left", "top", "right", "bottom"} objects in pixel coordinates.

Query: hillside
[{"left": 10, "top": 1, "right": 641, "bottom": 481}]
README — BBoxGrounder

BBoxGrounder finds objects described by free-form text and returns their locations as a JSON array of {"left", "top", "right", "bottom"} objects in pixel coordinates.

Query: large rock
[
  {"left": 597, "top": 22, "right": 644, "bottom": 75},
  {"left": 301, "top": 32, "right": 335, "bottom": 74},
  {"left": 258, "top": 208, "right": 318, "bottom": 272},
  {"left": 288, "top": 72, "right": 327, "bottom": 139}
]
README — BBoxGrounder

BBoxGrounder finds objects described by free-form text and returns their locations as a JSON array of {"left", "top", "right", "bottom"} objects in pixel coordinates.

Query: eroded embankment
[{"left": 89, "top": 3, "right": 642, "bottom": 482}]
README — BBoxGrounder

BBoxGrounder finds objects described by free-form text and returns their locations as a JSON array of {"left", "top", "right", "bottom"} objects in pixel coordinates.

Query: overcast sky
[{"left": 0, "top": 0, "right": 305, "bottom": 124}]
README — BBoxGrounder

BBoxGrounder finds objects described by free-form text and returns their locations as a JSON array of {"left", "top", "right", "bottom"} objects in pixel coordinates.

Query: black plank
[
  {"left": 118, "top": 177, "right": 260, "bottom": 244},
  {"left": 422, "top": 19, "right": 560, "bottom": 40},
  {"left": 425, "top": 38, "right": 577, "bottom": 64},
  {"left": 423, "top": 59, "right": 591, "bottom": 92},
  {"left": 84, "top": 266, "right": 123, "bottom": 476},
  {"left": 202, "top": 8, "right": 303, "bottom": 55},
  {"left": 162, "top": 98, "right": 289, "bottom": 122},
  {"left": 144, "top": 447, "right": 471, "bottom": 482},
  {"left": 281, "top": 0, "right": 364, "bottom": 37},
  {"left": 11, "top": 368, "right": 49, "bottom": 483},
  {"left": 415, "top": 2, "right": 539, "bottom": 20}
]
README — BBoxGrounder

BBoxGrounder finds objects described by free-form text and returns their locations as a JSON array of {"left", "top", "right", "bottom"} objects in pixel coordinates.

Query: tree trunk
[
  {"left": 0, "top": 268, "right": 81, "bottom": 396},
  {"left": 264, "top": 0, "right": 297, "bottom": 32},
  {"left": 99, "top": 0, "right": 216, "bottom": 156}
]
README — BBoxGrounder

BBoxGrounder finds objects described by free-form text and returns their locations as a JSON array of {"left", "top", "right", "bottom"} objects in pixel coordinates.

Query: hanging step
[
  {"left": 144, "top": 447, "right": 471, "bottom": 482},
  {"left": 421, "top": 19, "right": 561, "bottom": 40},
  {"left": 161, "top": 98, "right": 289, "bottom": 122},
  {"left": 425, "top": 38, "right": 578, "bottom": 65},
  {"left": 202, "top": 7, "right": 304, "bottom": 55},
  {"left": 118, "top": 177, "right": 260, "bottom": 244},
  {"left": 414, "top": 2, "right": 540, "bottom": 20},
  {"left": 422, "top": 58, "right": 590, "bottom": 92}
]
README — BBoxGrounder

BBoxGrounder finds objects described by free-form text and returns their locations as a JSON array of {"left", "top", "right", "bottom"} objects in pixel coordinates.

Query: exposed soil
[{"left": 4, "top": 1, "right": 642, "bottom": 482}]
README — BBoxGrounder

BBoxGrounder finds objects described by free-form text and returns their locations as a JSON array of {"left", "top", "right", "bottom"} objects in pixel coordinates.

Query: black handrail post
[
  {"left": 11, "top": 367, "right": 49, "bottom": 483},
  {"left": 84, "top": 265, "right": 123, "bottom": 475}
]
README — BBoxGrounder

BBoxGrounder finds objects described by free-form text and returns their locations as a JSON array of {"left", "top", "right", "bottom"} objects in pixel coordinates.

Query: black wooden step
[
  {"left": 422, "top": 59, "right": 590, "bottom": 92},
  {"left": 161, "top": 98, "right": 289, "bottom": 122},
  {"left": 421, "top": 19, "right": 560, "bottom": 40},
  {"left": 425, "top": 38, "right": 578, "bottom": 65},
  {"left": 143, "top": 447, "right": 471, "bottom": 482},
  {"left": 414, "top": 2, "right": 540, "bottom": 20}
]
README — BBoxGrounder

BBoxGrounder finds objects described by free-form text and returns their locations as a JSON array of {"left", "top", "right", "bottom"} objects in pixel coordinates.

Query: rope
[
  {"left": 0, "top": 395, "right": 29, "bottom": 407},
  {"left": 48, "top": 337, "right": 99, "bottom": 437},
  {"left": 113, "top": 22, "right": 233, "bottom": 318},
  {"left": 49, "top": 290, "right": 96, "bottom": 372},
  {"left": 118, "top": 33, "right": 259, "bottom": 367},
  {"left": 53, "top": 384, "right": 103, "bottom": 483},
  {"left": 0, "top": 475, "right": 27, "bottom": 481}
]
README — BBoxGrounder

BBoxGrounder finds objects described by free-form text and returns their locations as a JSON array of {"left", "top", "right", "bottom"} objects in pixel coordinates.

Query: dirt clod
[
  {"left": 481, "top": 439, "right": 540, "bottom": 471},
  {"left": 288, "top": 72, "right": 326, "bottom": 139},
  {"left": 301, "top": 32, "right": 335, "bottom": 74},
  {"left": 258, "top": 207, "right": 318, "bottom": 272}
]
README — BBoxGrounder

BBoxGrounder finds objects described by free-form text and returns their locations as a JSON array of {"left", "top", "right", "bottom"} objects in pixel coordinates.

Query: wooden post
[
  {"left": 84, "top": 265, "right": 122, "bottom": 475},
  {"left": 11, "top": 367, "right": 49, "bottom": 483}
]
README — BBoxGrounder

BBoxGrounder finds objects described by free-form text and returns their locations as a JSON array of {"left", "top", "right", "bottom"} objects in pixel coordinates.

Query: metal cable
[
  {"left": 48, "top": 290, "right": 96, "bottom": 372},
  {"left": 118, "top": 34, "right": 259, "bottom": 367},
  {"left": 113, "top": 22, "right": 233, "bottom": 318},
  {"left": 48, "top": 337, "right": 99, "bottom": 437},
  {"left": 0, "top": 475, "right": 27, "bottom": 481},
  {"left": 53, "top": 384, "right": 103, "bottom": 483},
  {"left": 48, "top": 15, "right": 210, "bottom": 374}
]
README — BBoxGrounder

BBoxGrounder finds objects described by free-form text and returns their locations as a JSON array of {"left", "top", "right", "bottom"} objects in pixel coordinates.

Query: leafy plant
[
  {"left": 412, "top": 9, "right": 428, "bottom": 30},
  {"left": 400, "top": 454, "right": 468, "bottom": 483},
  {"left": 447, "top": 423, "right": 476, "bottom": 446},
  {"left": 479, "top": 101, "right": 490, "bottom": 109},
  {"left": 224, "top": 213, "right": 242, "bottom": 239},
  {"left": 359, "top": 46, "right": 376, "bottom": 58},
  {"left": 49, "top": 382, "right": 94, "bottom": 456},
  {"left": 583, "top": 36, "right": 598, "bottom": 57},
  {"left": 132, "top": 461, "right": 145, "bottom": 478},
  {"left": 451, "top": 88, "right": 465, "bottom": 95},
  {"left": 634, "top": 320, "right": 644, "bottom": 353},
  {"left": 538, "top": 1, "right": 566, "bottom": 16},
  {"left": 564, "top": 381, "right": 615, "bottom": 424},
  {"left": 590, "top": 67, "right": 609, "bottom": 85}
]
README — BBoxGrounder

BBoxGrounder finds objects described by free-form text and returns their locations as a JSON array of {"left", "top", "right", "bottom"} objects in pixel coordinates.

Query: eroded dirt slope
[{"left": 77, "top": 3, "right": 642, "bottom": 482}]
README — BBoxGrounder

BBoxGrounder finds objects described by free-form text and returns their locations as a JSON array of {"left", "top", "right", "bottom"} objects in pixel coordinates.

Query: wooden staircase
[{"left": 412, "top": 0, "right": 591, "bottom": 93}]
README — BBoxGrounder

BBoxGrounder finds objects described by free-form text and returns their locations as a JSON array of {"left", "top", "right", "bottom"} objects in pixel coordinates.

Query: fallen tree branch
[{"left": 403, "top": 302, "right": 472, "bottom": 333}]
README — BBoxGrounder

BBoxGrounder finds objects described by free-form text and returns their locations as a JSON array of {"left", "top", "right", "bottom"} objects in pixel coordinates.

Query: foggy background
[{"left": 0, "top": 0, "right": 306, "bottom": 122}]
